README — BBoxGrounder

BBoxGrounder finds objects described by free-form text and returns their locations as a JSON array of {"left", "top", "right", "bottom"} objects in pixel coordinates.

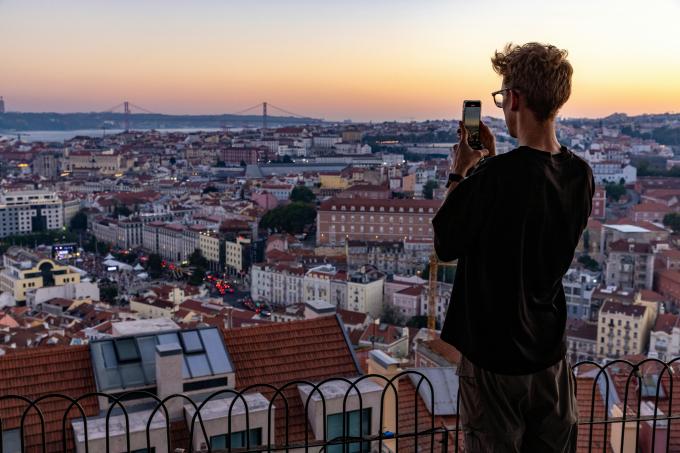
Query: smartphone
[{"left": 462, "top": 100, "right": 482, "bottom": 150}]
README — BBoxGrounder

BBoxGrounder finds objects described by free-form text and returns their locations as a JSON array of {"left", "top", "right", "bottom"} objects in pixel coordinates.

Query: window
[
  {"left": 211, "top": 428, "right": 262, "bottom": 449},
  {"left": 114, "top": 338, "right": 140, "bottom": 363},
  {"left": 327, "top": 408, "right": 371, "bottom": 453}
]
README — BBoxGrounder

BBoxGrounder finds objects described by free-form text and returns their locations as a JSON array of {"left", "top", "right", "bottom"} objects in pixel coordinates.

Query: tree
[
  {"left": 406, "top": 315, "right": 440, "bottom": 330},
  {"left": 113, "top": 204, "right": 132, "bottom": 217},
  {"left": 663, "top": 213, "right": 680, "bottom": 234},
  {"left": 290, "top": 185, "right": 316, "bottom": 203},
  {"left": 380, "top": 303, "right": 405, "bottom": 326},
  {"left": 577, "top": 254, "right": 601, "bottom": 272},
  {"left": 239, "top": 160, "right": 247, "bottom": 167},
  {"left": 605, "top": 182, "right": 626, "bottom": 202},
  {"left": 421, "top": 262, "right": 456, "bottom": 282},
  {"left": 282, "top": 155, "right": 293, "bottom": 163},
  {"left": 169, "top": 157, "right": 177, "bottom": 166},
  {"left": 582, "top": 229, "right": 591, "bottom": 252},
  {"left": 259, "top": 202, "right": 317, "bottom": 235},
  {"left": 202, "top": 186, "right": 219, "bottom": 194},
  {"left": 69, "top": 210, "right": 88, "bottom": 232},
  {"left": 100, "top": 284, "right": 118, "bottom": 303},
  {"left": 423, "top": 180, "right": 439, "bottom": 200},
  {"left": 147, "top": 253, "right": 163, "bottom": 278},
  {"left": 188, "top": 249, "right": 208, "bottom": 268},
  {"left": 216, "top": 160, "right": 227, "bottom": 167},
  {"left": 188, "top": 267, "right": 206, "bottom": 286}
]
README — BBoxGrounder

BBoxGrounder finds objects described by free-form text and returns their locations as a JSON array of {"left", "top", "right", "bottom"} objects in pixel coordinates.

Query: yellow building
[
  {"left": 319, "top": 173, "right": 350, "bottom": 190},
  {"left": 597, "top": 298, "right": 656, "bottom": 359},
  {"left": 63, "top": 149, "right": 128, "bottom": 175},
  {"left": 225, "top": 236, "right": 250, "bottom": 274},
  {"left": 199, "top": 231, "right": 222, "bottom": 271},
  {"left": 0, "top": 247, "right": 81, "bottom": 303}
]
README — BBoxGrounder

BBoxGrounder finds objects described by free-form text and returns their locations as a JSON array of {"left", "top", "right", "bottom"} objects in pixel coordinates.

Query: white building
[
  {"left": 591, "top": 161, "right": 637, "bottom": 184},
  {"left": 0, "top": 190, "right": 65, "bottom": 237},
  {"left": 250, "top": 263, "right": 305, "bottom": 306},
  {"left": 346, "top": 268, "right": 384, "bottom": 317},
  {"left": 648, "top": 313, "right": 680, "bottom": 362},
  {"left": 563, "top": 268, "right": 600, "bottom": 320}
]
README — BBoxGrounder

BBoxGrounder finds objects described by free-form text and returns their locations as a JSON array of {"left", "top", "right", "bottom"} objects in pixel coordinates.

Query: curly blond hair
[{"left": 491, "top": 42, "right": 573, "bottom": 122}]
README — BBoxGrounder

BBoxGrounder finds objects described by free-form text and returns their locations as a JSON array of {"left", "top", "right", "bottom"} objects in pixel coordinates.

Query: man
[{"left": 432, "top": 42, "right": 594, "bottom": 452}]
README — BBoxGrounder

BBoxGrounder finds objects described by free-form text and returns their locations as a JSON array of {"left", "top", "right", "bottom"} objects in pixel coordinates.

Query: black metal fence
[{"left": 1, "top": 359, "right": 680, "bottom": 452}]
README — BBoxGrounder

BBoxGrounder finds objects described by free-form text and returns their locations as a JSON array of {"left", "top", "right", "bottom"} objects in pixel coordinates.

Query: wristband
[{"left": 445, "top": 172, "right": 464, "bottom": 188}]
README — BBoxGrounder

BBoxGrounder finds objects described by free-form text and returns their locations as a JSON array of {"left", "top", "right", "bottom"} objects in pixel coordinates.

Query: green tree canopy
[
  {"left": 188, "top": 248, "right": 208, "bottom": 268},
  {"left": 423, "top": 180, "right": 439, "bottom": 200},
  {"left": 577, "top": 254, "right": 601, "bottom": 272},
  {"left": 188, "top": 267, "right": 206, "bottom": 286},
  {"left": 290, "top": 185, "right": 316, "bottom": 203},
  {"left": 69, "top": 210, "right": 88, "bottom": 232},
  {"left": 663, "top": 213, "right": 680, "bottom": 234},
  {"left": 605, "top": 183, "right": 626, "bottom": 202},
  {"left": 147, "top": 253, "right": 163, "bottom": 278},
  {"left": 259, "top": 202, "right": 317, "bottom": 235},
  {"left": 113, "top": 204, "right": 132, "bottom": 217}
]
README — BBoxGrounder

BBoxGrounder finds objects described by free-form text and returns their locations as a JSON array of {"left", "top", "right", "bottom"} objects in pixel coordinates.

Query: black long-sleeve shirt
[{"left": 432, "top": 145, "right": 594, "bottom": 375}]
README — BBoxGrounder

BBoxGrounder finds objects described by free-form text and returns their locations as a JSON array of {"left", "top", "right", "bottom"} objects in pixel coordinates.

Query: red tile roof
[
  {"left": 566, "top": 318, "right": 598, "bottom": 341},
  {"left": 601, "top": 300, "right": 647, "bottom": 317},
  {"left": 336, "top": 309, "right": 367, "bottom": 326},
  {"left": 575, "top": 376, "right": 612, "bottom": 453},
  {"left": 319, "top": 197, "right": 440, "bottom": 211},
  {"left": 639, "top": 289, "right": 665, "bottom": 302},
  {"left": 653, "top": 313, "right": 680, "bottom": 334},
  {"left": 608, "top": 240, "right": 652, "bottom": 254},
  {"left": 0, "top": 345, "right": 98, "bottom": 451},
  {"left": 222, "top": 315, "right": 360, "bottom": 445},
  {"left": 398, "top": 377, "right": 461, "bottom": 452}
]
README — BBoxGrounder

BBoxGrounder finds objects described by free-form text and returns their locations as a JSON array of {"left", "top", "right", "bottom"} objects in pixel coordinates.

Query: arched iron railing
[{"left": 1, "top": 360, "right": 679, "bottom": 452}]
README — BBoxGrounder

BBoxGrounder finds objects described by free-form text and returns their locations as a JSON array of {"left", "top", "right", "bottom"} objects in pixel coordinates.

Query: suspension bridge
[{"left": 104, "top": 100, "right": 321, "bottom": 134}]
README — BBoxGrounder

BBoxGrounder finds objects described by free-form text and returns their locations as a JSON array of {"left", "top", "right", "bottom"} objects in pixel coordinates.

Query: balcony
[{"left": 2, "top": 358, "right": 680, "bottom": 452}]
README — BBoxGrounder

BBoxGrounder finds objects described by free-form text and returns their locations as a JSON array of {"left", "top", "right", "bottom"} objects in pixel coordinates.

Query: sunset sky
[{"left": 1, "top": 0, "right": 679, "bottom": 121}]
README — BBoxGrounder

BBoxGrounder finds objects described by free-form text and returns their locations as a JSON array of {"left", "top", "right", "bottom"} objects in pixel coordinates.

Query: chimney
[{"left": 155, "top": 343, "right": 184, "bottom": 419}]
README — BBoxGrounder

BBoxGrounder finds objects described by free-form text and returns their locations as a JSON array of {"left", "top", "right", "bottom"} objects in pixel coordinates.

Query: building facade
[
  {"left": 317, "top": 198, "right": 439, "bottom": 245},
  {"left": 0, "top": 247, "right": 81, "bottom": 303},
  {"left": 0, "top": 191, "right": 65, "bottom": 238}
]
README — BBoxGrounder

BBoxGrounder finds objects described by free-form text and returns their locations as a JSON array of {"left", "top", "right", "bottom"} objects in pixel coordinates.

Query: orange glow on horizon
[{"left": 0, "top": 0, "right": 678, "bottom": 121}]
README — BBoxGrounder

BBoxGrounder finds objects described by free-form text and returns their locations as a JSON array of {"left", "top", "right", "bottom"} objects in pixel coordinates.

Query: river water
[{"left": 0, "top": 127, "right": 234, "bottom": 143}]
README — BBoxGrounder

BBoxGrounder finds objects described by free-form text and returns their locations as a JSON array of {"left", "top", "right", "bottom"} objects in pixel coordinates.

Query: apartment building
[
  {"left": 597, "top": 300, "right": 656, "bottom": 359},
  {"left": 316, "top": 197, "right": 439, "bottom": 245},
  {"left": 224, "top": 236, "right": 252, "bottom": 275},
  {"left": 563, "top": 268, "right": 600, "bottom": 320},
  {"left": 346, "top": 267, "right": 384, "bottom": 317},
  {"left": 0, "top": 190, "right": 65, "bottom": 237},
  {"left": 0, "top": 247, "right": 81, "bottom": 303},
  {"left": 648, "top": 313, "right": 680, "bottom": 362},
  {"left": 346, "top": 239, "right": 431, "bottom": 275},
  {"left": 565, "top": 318, "right": 597, "bottom": 363},
  {"left": 604, "top": 240, "right": 655, "bottom": 290},
  {"left": 250, "top": 263, "right": 305, "bottom": 306}
]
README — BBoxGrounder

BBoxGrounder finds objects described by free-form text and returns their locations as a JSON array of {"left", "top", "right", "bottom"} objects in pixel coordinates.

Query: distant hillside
[{"left": 0, "top": 112, "right": 323, "bottom": 131}]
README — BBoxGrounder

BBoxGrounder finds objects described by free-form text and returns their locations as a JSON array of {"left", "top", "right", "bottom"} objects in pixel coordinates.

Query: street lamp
[{"left": 372, "top": 317, "right": 380, "bottom": 350}]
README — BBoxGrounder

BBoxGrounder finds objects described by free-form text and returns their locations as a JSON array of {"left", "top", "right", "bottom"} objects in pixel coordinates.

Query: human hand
[
  {"left": 479, "top": 120, "right": 496, "bottom": 157},
  {"left": 452, "top": 121, "right": 490, "bottom": 176}
]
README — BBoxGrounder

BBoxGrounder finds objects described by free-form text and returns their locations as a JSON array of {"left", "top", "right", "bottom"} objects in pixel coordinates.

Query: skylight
[{"left": 90, "top": 327, "right": 233, "bottom": 392}]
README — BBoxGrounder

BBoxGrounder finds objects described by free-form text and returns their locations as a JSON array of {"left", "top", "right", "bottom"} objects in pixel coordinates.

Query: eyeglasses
[{"left": 491, "top": 88, "right": 512, "bottom": 108}]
